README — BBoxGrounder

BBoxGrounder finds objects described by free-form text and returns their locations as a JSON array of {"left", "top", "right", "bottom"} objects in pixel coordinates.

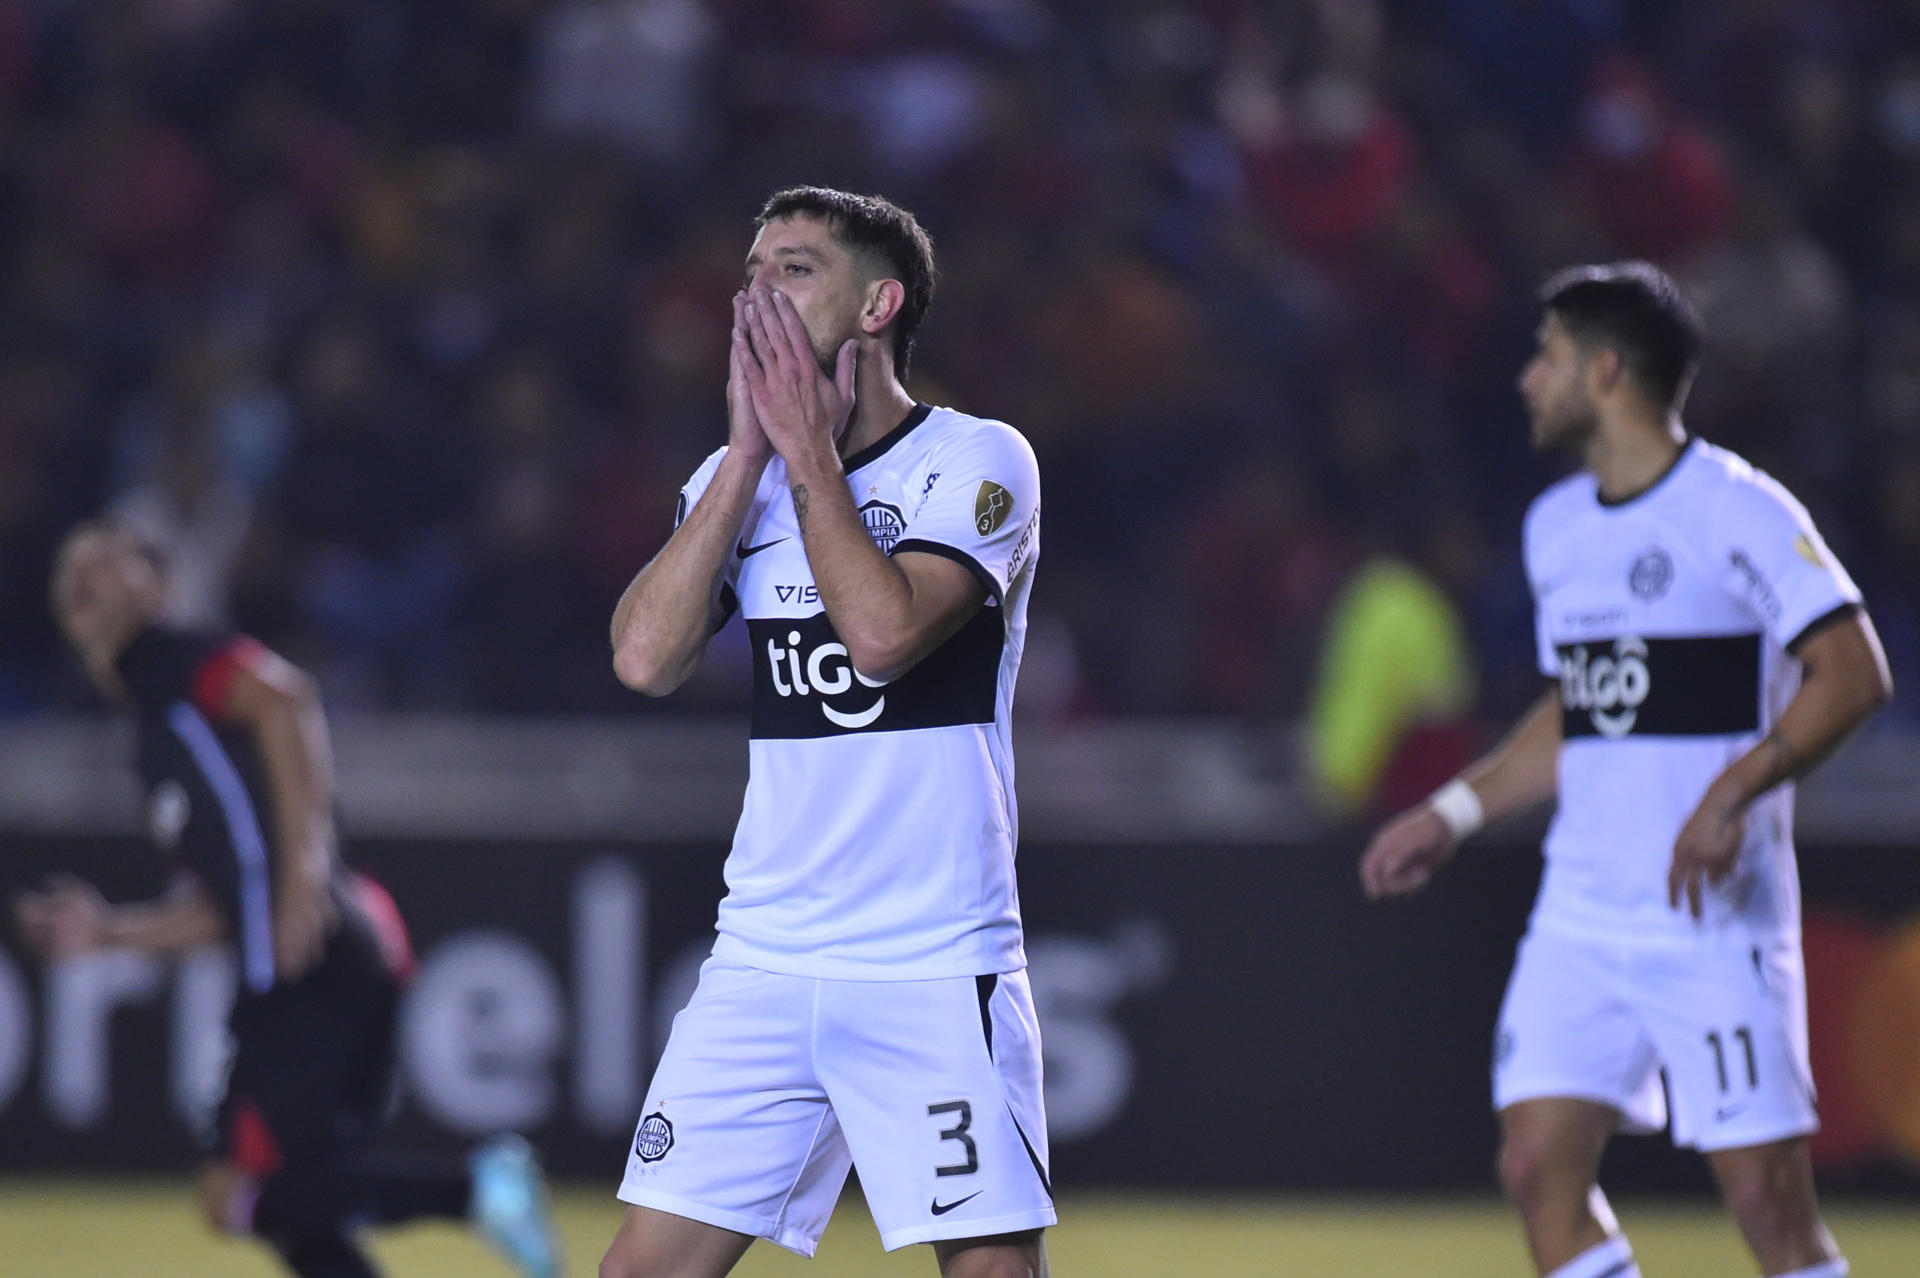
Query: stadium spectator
[{"left": 0, "top": 0, "right": 1908, "bottom": 745}]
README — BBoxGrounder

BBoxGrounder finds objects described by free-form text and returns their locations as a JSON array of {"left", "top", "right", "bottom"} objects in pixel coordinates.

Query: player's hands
[
  {"left": 12, "top": 875, "right": 111, "bottom": 957},
  {"left": 1359, "top": 805, "right": 1459, "bottom": 899},
  {"left": 736, "top": 286, "right": 855, "bottom": 469},
  {"left": 1669, "top": 785, "right": 1747, "bottom": 919},
  {"left": 726, "top": 290, "right": 774, "bottom": 466}
]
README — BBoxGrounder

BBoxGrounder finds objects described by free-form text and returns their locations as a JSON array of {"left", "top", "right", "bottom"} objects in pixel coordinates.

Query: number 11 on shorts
[{"left": 1706, "top": 1026, "right": 1758, "bottom": 1092}]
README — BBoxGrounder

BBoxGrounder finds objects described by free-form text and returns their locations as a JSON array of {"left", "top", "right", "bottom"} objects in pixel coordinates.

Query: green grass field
[{"left": 4, "top": 1181, "right": 1918, "bottom": 1276}]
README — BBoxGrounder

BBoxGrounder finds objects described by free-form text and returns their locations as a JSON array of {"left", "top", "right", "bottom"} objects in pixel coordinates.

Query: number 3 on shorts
[{"left": 928, "top": 1100, "right": 979, "bottom": 1176}]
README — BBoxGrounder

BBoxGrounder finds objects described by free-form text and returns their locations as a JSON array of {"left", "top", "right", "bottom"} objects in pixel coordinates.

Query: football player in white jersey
[
  {"left": 1361, "top": 262, "right": 1891, "bottom": 1278},
  {"left": 603, "top": 189, "right": 1050, "bottom": 1278}
]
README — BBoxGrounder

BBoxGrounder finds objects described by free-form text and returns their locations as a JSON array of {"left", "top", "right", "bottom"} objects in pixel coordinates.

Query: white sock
[
  {"left": 1546, "top": 1235, "right": 1641, "bottom": 1278},
  {"left": 1768, "top": 1261, "right": 1848, "bottom": 1278}
]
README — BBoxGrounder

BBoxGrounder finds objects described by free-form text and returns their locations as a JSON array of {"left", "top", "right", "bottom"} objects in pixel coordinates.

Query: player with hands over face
[{"left": 605, "top": 189, "right": 1051, "bottom": 1278}]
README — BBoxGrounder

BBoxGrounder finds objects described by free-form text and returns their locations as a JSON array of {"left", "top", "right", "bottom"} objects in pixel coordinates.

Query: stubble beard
[
  {"left": 1531, "top": 394, "right": 1597, "bottom": 457},
  {"left": 811, "top": 320, "right": 858, "bottom": 377}
]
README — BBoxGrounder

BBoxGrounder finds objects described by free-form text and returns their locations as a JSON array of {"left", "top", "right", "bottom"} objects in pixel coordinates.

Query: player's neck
[
  {"left": 837, "top": 371, "right": 917, "bottom": 462},
  {"left": 1586, "top": 412, "right": 1687, "bottom": 504}
]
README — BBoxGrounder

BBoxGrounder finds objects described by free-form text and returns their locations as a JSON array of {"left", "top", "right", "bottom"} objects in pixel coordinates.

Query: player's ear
[
  {"left": 1587, "top": 345, "right": 1624, "bottom": 397},
  {"left": 861, "top": 279, "right": 905, "bottom": 337}
]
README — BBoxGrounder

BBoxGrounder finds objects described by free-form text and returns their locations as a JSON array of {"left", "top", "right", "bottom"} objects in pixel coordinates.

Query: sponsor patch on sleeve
[{"left": 974, "top": 481, "right": 1013, "bottom": 535}]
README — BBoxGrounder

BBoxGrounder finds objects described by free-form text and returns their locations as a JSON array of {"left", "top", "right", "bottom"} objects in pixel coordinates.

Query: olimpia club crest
[
  {"left": 860, "top": 499, "right": 904, "bottom": 552},
  {"left": 634, "top": 1111, "right": 674, "bottom": 1162},
  {"left": 1629, "top": 547, "right": 1673, "bottom": 600}
]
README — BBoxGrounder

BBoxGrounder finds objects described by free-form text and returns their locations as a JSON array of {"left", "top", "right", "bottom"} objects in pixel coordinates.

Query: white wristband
[{"left": 1429, "top": 778, "right": 1485, "bottom": 841}]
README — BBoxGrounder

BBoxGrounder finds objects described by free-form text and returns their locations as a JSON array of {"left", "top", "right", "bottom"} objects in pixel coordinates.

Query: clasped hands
[{"left": 728, "top": 287, "right": 856, "bottom": 471}]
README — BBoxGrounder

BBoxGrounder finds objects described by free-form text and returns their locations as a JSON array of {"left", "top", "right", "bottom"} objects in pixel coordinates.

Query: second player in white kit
[
  {"left": 1361, "top": 263, "right": 1891, "bottom": 1278},
  {"left": 1500, "top": 436, "right": 1859, "bottom": 1155},
  {"left": 604, "top": 189, "right": 1052, "bottom": 1278}
]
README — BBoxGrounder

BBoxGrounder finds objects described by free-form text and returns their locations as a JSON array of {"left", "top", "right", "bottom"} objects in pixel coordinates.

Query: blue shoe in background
[{"left": 470, "top": 1134, "right": 563, "bottom": 1278}]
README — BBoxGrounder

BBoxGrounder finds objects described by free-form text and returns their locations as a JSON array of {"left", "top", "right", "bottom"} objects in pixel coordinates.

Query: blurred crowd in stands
[{"left": 2, "top": 0, "right": 1916, "bottom": 804}]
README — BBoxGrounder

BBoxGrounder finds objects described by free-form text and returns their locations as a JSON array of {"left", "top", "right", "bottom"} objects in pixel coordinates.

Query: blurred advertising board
[{"left": 2, "top": 834, "right": 1918, "bottom": 1193}]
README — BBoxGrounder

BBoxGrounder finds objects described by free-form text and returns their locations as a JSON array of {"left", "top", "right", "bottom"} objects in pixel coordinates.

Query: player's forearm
[
  {"left": 1711, "top": 618, "right": 1892, "bottom": 812},
  {"left": 1457, "top": 688, "right": 1562, "bottom": 825},
  {"left": 612, "top": 450, "right": 765, "bottom": 694},
  {"left": 105, "top": 890, "right": 227, "bottom": 954},
  {"left": 784, "top": 454, "right": 927, "bottom": 681}
]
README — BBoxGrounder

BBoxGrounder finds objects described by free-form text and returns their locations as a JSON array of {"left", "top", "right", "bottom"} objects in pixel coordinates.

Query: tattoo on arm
[{"left": 792, "top": 484, "right": 809, "bottom": 528}]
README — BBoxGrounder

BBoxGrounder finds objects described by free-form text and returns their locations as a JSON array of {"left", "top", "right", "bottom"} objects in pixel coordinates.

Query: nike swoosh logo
[
  {"left": 736, "top": 538, "right": 787, "bottom": 559},
  {"left": 930, "top": 1191, "right": 981, "bottom": 1216},
  {"left": 1715, "top": 1103, "right": 1748, "bottom": 1122}
]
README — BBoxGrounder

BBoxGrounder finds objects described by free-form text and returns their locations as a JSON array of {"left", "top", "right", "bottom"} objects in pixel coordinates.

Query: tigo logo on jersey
[
  {"left": 1559, "top": 636, "right": 1650, "bottom": 738},
  {"left": 749, "top": 610, "right": 1001, "bottom": 739},
  {"left": 634, "top": 1112, "right": 674, "bottom": 1162},
  {"left": 765, "top": 626, "right": 889, "bottom": 728}
]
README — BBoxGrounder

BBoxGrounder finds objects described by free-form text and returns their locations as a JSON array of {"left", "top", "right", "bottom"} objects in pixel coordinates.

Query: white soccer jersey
[
  {"left": 676, "top": 404, "right": 1040, "bottom": 979},
  {"left": 1524, "top": 438, "right": 1862, "bottom": 944}
]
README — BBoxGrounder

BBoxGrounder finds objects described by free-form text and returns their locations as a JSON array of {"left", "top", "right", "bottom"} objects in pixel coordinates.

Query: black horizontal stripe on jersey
[
  {"left": 749, "top": 606, "right": 1001, "bottom": 739},
  {"left": 1558, "top": 633, "right": 1761, "bottom": 739}
]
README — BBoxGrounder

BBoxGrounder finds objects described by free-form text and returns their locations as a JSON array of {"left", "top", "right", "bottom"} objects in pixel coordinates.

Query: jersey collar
[
  {"left": 1595, "top": 434, "right": 1696, "bottom": 509},
  {"left": 841, "top": 403, "right": 932, "bottom": 475}
]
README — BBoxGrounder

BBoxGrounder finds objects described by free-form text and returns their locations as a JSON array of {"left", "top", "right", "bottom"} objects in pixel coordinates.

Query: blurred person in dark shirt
[{"left": 13, "top": 523, "right": 563, "bottom": 1278}]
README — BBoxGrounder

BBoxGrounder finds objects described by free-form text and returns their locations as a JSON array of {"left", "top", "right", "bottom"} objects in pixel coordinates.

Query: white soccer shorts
[
  {"left": 617, "top": 956, "right": 1056, "bottom": 1255},
  {"left": 1492, "top": 926, "right": 1817, "bottom": 1151}
]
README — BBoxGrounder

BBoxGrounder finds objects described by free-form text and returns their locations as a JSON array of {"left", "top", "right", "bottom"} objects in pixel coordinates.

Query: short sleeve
[
  {"left": 190, "top": 636, "right": 270, "bottom": 717},
  {"left": 891, "top": 421, "right": 1040, "bottom": 606},
  {"left": 675, "top": 446, "right": 740, "bottom": 627},
  {"left": 1714, "top": 471, "right": 1863, "bottom": 653},
  {"left": 676, "top": 446, "right": 730, "bottom": 531}
]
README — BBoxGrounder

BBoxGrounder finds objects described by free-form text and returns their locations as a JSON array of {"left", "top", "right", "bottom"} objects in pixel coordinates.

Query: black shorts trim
[
  {"left": 971, "top": 973, "right": 1046, "bottom": 1201},
  {"left": 1009, "top": 1109, "right": 1053, "bottom": 1202}
]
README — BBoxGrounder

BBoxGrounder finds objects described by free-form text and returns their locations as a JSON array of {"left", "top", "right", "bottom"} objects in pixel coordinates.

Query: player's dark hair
[
  {"left": 1540, "top": 261, "right": 1703, "bottom": 408},
  {"left": 757, "top": 187, "right": 936, "bottom": 377}
]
